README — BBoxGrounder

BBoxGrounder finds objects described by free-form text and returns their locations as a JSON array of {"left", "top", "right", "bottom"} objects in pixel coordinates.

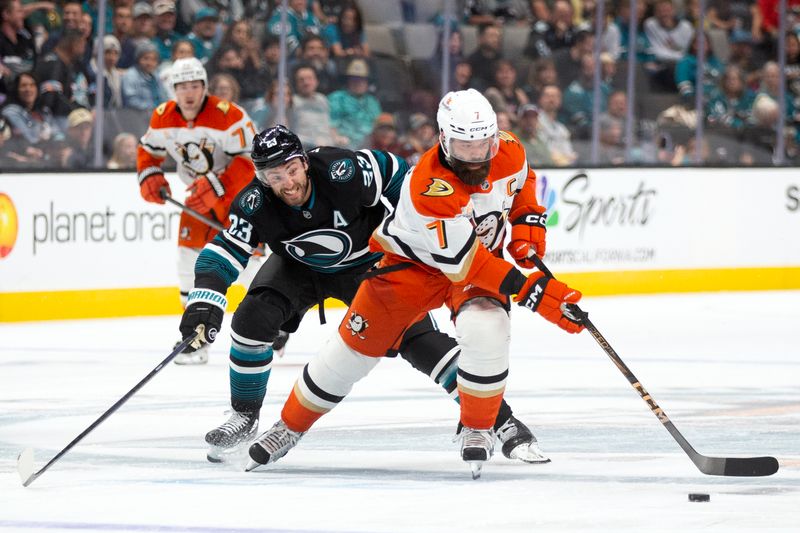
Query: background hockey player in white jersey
[
  {"left": 246, "top": 90, "right": 585, "bottom": 478},
  {"left": 136, "top": 57, "right": 258, "bottom": 365},
  {"left": 177, "top": 125, "right": 547, "bottom": 465}
]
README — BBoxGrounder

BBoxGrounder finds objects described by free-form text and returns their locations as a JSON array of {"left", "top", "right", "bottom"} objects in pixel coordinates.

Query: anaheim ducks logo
[
  {"left": 346, "top": 312, "right": 369, "bottom": 339},
  {"left": 422, "top": 178, "right": 454, "bottom": 197},
  {"left": 473, "top": 211, "right": 505, "bottom": 249},
  {"left": 177, "top": 138, "right": 215, "bottom": 176},
  {"left": 282, "top": 229, "right": 352, "bottom": 268}
]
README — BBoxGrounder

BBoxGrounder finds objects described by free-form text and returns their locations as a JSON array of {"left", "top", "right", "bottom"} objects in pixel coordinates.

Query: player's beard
[{"left": 451, "top": 159, "right": 491, "bottom": 186}]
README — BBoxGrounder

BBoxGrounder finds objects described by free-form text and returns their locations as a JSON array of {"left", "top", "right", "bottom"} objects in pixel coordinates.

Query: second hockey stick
[
  {"left": 17, "top": 331, "right": 199, "bottom": 487},
  {"left": 532, "top": 255, "right": 779, "bottom": 477}
]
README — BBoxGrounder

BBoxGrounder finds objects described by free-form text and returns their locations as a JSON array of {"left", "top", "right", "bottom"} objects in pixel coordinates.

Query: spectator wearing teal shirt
[
  {"left": 560, "top": 54, "right": 610, "bottom": 138},
  {"left": 675, "top": 35, "right": 724, "bottom": 104},
  {"left": 266, "top": 0, "right": 322, "bottom": 58},
  {"left": 152, "top": 0, "right": 184, "bottom": 62},
  {"left": 706, "top": 65, "right": 755, "bottom": 130},
  {"left": 328, "top": 58, "right": 381, "bottom": 150},
  {"left": 186, "top": 7, "right": 220, "bottom": 64}
]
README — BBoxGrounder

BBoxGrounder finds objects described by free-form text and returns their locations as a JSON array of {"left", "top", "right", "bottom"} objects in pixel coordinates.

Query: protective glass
[{"left": 448, "top": 134, "right": 499, "bottom": 163}]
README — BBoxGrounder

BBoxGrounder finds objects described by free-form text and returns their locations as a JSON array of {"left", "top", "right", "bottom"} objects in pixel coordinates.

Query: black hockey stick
[
  {"left": 159, "top": 188, "right": 267, "bottom": 255},
  {"left": 17, "top": 332, "right": 199, "bottom": 487},
  {"left": 531, "top": 255, "right": 779, "bottom": 477}
]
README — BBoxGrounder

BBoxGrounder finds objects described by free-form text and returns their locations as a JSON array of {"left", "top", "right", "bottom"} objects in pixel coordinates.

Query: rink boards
[{"left": 1, "top": 168, "right": 798, "bottom": 321}]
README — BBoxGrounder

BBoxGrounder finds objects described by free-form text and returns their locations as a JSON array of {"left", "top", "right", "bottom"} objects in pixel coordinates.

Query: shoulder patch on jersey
[
  {"left": 156, "top": 102, "right": 167, "bottom": 115},
  {"left": 422, "top": 177, "right": 455, "bottom": 197},
  {"left": 328, "top": 158, "right": 355, "bottom": 183},
  {"left": 498, "top": 130, "right": 520, "bottom": 146},
  {"left": 216, "top": 100, "right": 231, "bottom": 114},
  {"left": 239, "top": 187, "right": 263, "bottom": 215}
]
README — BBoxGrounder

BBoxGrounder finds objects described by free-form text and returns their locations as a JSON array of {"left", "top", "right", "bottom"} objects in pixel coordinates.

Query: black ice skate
[
  {"left": 496, "top": 415, "right": 551, "bottom": 464},
  {"left": 205, "top": 410, "right": 259, "bottom": 463},
  {"left": 244, "top": 420, "right": 305, "bottom": 472},
  {"left": 459, "top": 427, "right": 495, "bottom": 479}
]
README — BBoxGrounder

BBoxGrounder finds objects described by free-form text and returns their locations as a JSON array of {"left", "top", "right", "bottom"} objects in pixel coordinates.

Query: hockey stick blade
[
  {"left": 531, "top": 256, "right": 779, "bottom": 477},
  {"left": 17, "top": 333, "right": 198, "bottom": 487}
]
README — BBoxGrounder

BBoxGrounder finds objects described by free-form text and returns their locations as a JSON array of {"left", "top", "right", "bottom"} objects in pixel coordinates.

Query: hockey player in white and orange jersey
[
  {"left": 136, "top": 57, "right": 257, "bottom": 365},
  {"left": 246, "top": 89, "right": 585, "bottom": 478}
]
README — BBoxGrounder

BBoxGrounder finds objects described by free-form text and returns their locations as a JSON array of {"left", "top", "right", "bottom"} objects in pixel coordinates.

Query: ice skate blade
[
  {"left": 509, "top": 443, "right": 551, "bottom": 464},
  {"left": 244, "top": 458, "right": 263, "bottom": 472},
  {"left": 469, "top": 461, "right": 483, "bottom": 480}
]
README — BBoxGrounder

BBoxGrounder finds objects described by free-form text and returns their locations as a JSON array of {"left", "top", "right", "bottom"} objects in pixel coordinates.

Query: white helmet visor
[{"left": 447, "top": 133, "right": 499, "bottom": 163}]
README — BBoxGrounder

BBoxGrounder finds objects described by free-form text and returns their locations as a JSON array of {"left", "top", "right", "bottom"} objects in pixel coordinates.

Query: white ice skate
[
  {"left": 174, "top": 343, "right": 209, "bottom": 365},
  {"left": 205, "top": 410, "right": 259, "bottom": 463},
  {"left": 245, "top": 420, "right": 305, "bottom": 472},
  {"left": 459, "top": 427, "right": 495, "bottom": 479},
  {"left": 496, "top": 416, "right": 551, "bottom": 464}
]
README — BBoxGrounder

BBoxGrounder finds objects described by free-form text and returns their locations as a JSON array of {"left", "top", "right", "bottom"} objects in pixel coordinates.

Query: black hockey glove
[{"left": 179, "top": 289, "right": 227, "bottom": 352}]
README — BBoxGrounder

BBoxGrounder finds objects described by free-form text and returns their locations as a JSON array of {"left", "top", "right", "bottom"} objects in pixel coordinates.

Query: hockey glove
[
  {"left": 514, "top": 272, "right": 584, "bottom": 334},
  {"left": 138, "top": 167, "right": 170, "bottom": 204},
  {"left": 179, "top": 289, "right": 227, "bottom": 352},
  {"left": 186, "top": 173, "right": 225, "bottom": 214},
  {"left": 506, "top": 205, "right": 547, "bottom": 269}
]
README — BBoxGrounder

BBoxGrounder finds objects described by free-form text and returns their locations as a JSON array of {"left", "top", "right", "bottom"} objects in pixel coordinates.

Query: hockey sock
[{"left": 229, "top": 340, "right": 273, "bottom": 413}]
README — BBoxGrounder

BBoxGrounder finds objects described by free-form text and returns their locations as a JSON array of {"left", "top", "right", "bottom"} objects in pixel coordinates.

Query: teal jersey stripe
[
  {"left": 369, "top": 149, "right": 408, "bottom": 205},
  {"left": 195, "top": 248, "right": 240, "bottom": 287},
  {"left": 214, "top": 234, "right": 251, "bottom": 266}
]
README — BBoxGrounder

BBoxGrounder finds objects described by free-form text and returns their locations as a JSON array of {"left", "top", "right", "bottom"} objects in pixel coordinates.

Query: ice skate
[
  {"left": 205, "top": 410, "right": 258, "bottom": 463},
  {"left": 174, "top": 343, "right": 209, "bottom": 365},
  {"left": 245, "top": 420, "right": 305, "bottom": 471},
  {"left": 272, "top": 330, "right": 290, "bottom": 358},
  {"left": 459, "top": 427, "right": 495, "bottom": 479},
  {"left": 496, "top": 415, "right": 551, "bottom": 464}
]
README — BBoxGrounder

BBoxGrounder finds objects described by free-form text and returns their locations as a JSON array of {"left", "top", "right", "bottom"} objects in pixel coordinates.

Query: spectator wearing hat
[
  {"left": 328, "top": 58, "right": 381, "bottom": 150},
  {"left": 64, "top": 106, "right": 93, "bottom": 168},
  {"left": 186, "top": 7, "right": 221, "bottom": 64},
  {"left": 396, "top": 112, "right": 437, "bottom": 164},
  {"left": 94, "top": 34, "right": 124, "bottom": 108},
  {"left": 122, "top": 40, "right": 165, "bottom": 110},
  {"left": 513, "top": 103, "right": 553, "bottom": 168},
  {"left": 266, "top": 0, "right": 322, "bottom": 58},
  {"left": 180, "top": 0, "right": 243, "bottom": 29},
  {"left": 366, "top": 112, "right": 401, "bottom": 152},
  {"left": 111, "top": 2, "right": 138, "bottom": 69},
  {"left": 131, "top": 2, "right": 156, "bottom": 44},
  {"left": 153, "top": 0, "right": 184, "bottom": 62},
  {"left": 0, "top": 0, "right": 37, "bottom": 80}
]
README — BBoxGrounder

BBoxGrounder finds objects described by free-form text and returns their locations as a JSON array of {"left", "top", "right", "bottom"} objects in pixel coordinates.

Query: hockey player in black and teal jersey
[{"left": 178, "top": 125, "right": 548, "bottom": 464}]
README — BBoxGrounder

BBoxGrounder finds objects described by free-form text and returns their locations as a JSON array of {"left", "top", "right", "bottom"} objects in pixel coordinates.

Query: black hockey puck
[{"left": 688, "top": 493, "right": 710, "bottom": 502}]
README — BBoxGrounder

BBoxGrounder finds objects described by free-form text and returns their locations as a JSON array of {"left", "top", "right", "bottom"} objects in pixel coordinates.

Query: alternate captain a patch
[
  {"left": 422, "top": 178, "right": 454, "bottom": 197},
  {"left": 329, "top": 158, "right": 355, "bottom": 182}
]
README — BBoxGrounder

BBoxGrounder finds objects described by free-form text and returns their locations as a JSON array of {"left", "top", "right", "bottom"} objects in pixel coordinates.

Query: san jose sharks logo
[
  {"left": 240, "top": 188, "right": 263, "bottom": 215},
  {"left": 282, "top": 229, "right": 352, "bottom": 267},
  {"left": 176, "top": 138, "right": 215, "bottom": 176},
  {"left": 329, "top": 158, "right": 355, "bottom": 182}
]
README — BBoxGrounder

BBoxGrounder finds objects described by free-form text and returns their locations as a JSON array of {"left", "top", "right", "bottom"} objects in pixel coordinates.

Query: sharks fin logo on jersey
[
  {"left": 422, "top": 178, "right": 455, "bottom": 197},
  {"left": 240, "top": 187, "right": 263, "bottom": 215},
  {"left": 329, "top": 158, "right": 355, "bottom": 183},
  {"left": 282, "top": 229, "right": 353, "bottom": 267},
  {"left": 473, "top": 211, "right": 504, "bottom": 250}
]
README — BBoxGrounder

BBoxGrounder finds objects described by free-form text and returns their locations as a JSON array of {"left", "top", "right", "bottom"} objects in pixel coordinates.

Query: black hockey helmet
[{"left": 251, "top": 125, "right": 307, "bottom": 173}]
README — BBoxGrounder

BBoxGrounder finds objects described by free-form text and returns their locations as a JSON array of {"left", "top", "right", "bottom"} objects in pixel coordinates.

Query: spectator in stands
[
  {"left": 0, "top": 113, "right": 46, "bottom": 166},
  {"left": 561, "top": 53, "right": 610, "bottom": 138},
  {"left": 671, "top": 136, "right": 711, "bottom": 166},
  {"left": 41, "top": 0, "right": 82, "bottom": 54},
  {"left": 131, "top": 2, "right": 156, "bottom": 43},
  {"left": 552, "top": 29, "right": 593, "bottom": 90},
  {"left": 208, "top": 72, "right": 240, "bottom": 103},
  {"left": 111, "top": 2, "right": 137, "bottom": 69},
  {"left": 217, "top": 20, "right": 265, "bottom": 104},
  {"left": 525, "top": 0, "right": 577, "bottom": 59},
  {"left": 158, "top": 38, "right": 195, "bottom": 99},
  {"left": 250, "top": 79, "right": 295, "bottom": 130},
  {"left": 180, "top": 0, "right": 243, "bottom": 27},
  {"left": 523, "top": 57, "right": 558, "bottom": 103},
  {"left": 1, "top": 0, "right": 37, "bottom": 79},
  {"left": 1, "top": 70, "right": 60, "bottom": 146},
  {"left": 256, "top": 34, "right": 280, "bottom": 91},
  {"left": 754, "top": 61, "right": 797, "bottom": 128},
  {"left": 757, "top": 0, "right": 800, "bottom": 44},
  {"left": 313, "top": 0, "right": 344, "bottom": 25},
  {"left": 64, "top": 106, "right": 92, "bottom": 168},
  {"left": 643, "top": 0, "right": 695, "bottom": 91},
  {"left": 706, "top": 65, "right": 755, "bottom": 130},
  {"left": 290, "top": 63, "right": 341, "bottom": 149},
  {"left": 786, "top": 32, "right": 800, "bottom": 107},
  {"left": 328, "top": 58, "right": 381, "bottom": 150},
  {"left": 463, "top": 0, "right": 532, "bottom": 26},
  {"left": 94, "top": 34, "right": 124, "bottom": 109},
  {"left": 33, "top": 28, "right": 87, "bottom": 123},
  {"left": 496, "top": 109, "right": 515, "bottom": 131},
  {"left": 153, "top": 0, "right": 184, "bottom": 62},
  {"left": 186, "top": 7, "right": 221, "bottom": 64},
  {"left": 121, "top": 40, "right": 165, "bottom": 110},
  {"left": 598, "top": 90, "right": 628, "bottom": 133},
  {"left": 397, "top": 112, "right": 437, "bottom": 165},
  {"left": 728, "top": 30, "right": 761, "bottom": 86},
  {"left": 106, "top": 131, "right": 137, "bottom": 169},
  {"left": 451, "top": 58, "right": 474, "bottom": 92},
  {"left": 707, "top": 0, "right": 760, "bottom": 37},
  {"left": 467, "top": 23, "right": 504, "bottom": 90},
  {"left": 295, "top": 34, "right": 338, "bottom": 95},
  {"left": 428, "top": 28, "right": 465, "bottom": 91},
  {"left": 483, "top": 58, "right": 529, "bottom": 116},
  {"left": 675, "top": 34, "right": 724, "bottom": 104},
  {"left": 325, "top": 2, "right": 369, "bottom": 59},
  {"left": 615, "top": 0, "right": 653, "bottom": 64},
  {"left": 267, "top": 0, "right": 322, "bottom": 58},
  {"left": 366, "top": 112, "right": 402, "bottom": 152},
  {"left": 536, "top": 83, "right": 577, "bottom": 166},
  {"left": 597, "top": 114, "right": 626, "bottom": 165},
  {"left": 513, "top": 103, "right": 553, "bottom": 167}
]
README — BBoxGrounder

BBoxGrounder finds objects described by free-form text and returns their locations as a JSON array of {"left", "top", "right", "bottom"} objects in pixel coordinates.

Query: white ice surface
[{"left": 1, "top": 291, "right": 798, "bottom": 532}]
